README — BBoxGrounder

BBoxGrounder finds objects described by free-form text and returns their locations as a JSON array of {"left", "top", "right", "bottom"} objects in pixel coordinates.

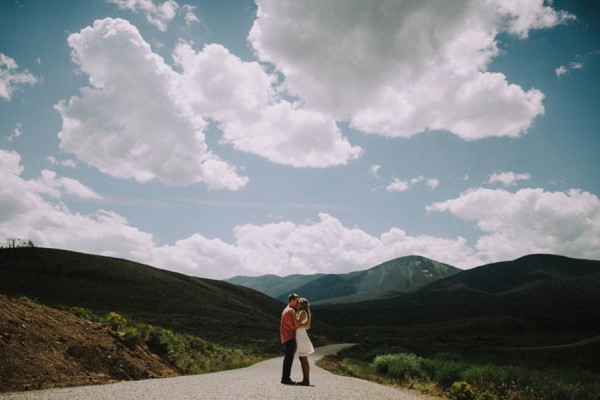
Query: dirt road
[{"left": 0, "top": 344, "right": 436, "bottom": 399}]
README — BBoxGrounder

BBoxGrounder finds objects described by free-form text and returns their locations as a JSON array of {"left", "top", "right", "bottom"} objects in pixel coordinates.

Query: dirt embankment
[{"left": 0, "top": 294, "right": 179, "bottom": 393}]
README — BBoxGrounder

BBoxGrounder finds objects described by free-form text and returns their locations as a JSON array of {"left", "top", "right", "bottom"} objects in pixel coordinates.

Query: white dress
[{"left": 295, "top": 314, "right": 314, "bottom": 356}]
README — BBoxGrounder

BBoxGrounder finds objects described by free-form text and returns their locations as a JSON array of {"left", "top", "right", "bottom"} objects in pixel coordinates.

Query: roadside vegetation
[
  {"left": 18, "top": 296, "right": 265, "bottom": 375},
  {"left": 67, "top": 306, "right": 266, "bottom": 374},
  {"left": 320, "top": 320, "right": 600, "bottom": 400}
]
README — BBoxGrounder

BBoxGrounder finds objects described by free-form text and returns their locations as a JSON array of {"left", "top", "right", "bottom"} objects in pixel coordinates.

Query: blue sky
[{"left": 1, "top": 0, "right": 599, "bottom": 279}]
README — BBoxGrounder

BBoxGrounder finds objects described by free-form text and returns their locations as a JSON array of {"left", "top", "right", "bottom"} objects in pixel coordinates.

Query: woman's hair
[{"left": 298, "top": 298, "right": 311, "bottom": 323}]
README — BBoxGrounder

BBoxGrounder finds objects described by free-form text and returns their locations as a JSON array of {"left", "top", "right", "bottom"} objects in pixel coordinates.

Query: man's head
[{"left": 288, "top": 293, "right": 299, "bottom": 307}]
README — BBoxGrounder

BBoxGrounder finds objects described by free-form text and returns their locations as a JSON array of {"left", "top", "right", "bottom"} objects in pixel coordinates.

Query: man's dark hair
[{"left": 288, "top": 293, "right": 299, "bottom": 302}]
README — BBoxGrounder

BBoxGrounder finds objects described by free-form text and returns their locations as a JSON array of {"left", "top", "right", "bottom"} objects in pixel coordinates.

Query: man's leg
[{"left": 281, "top": 339, "right": 296, "bottom": 383}]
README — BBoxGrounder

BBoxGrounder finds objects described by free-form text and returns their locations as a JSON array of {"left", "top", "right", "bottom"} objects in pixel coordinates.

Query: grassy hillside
[
  {"left": 315, "top": 254, "right": 600, "bottom": 332},
  {"left": 228, "top": 255, "right": 460, "bottom": 304},
  {"left": 0, "top": 247, "right": 338, "bottom": 351},
  {"left": 313, "top": 255, "right": 600, "bottom": 400}
]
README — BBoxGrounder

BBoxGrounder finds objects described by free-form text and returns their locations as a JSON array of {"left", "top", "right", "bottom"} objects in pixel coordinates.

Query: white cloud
[
  {"left": 0, "top": 152, "right": 99, "bottom": 202},
  {"left": 493, "top": 0, "right": 575, "bottom": 38},
  {"left": 107, "top": 0, "right": 179, "bottom": 31},
  {"left": 47, "top": 156, "right": 77, "bottom": 169},
  {"left": 221, "top": 213, "right": 480, "bottom": 276},
  {"left": 0, "top": 53, "right": 38, "bottom": 101},
  {"left": 427, "top": 178, "right": 440, "bottom": 190},
  {"left": 6, "top": 148, "right": 598, "bottom": 280},
  {"left": 219, "top": 101, "right": 362, "bottom": 168},
  {"left": 248, "top": 0, "right": 572, "bottom": 140},
  {"left": 570, "top": 61, "right": 584, "bottom": 70},
  {"left": 0, "top": 149, "right": 24, "bottom": 175},
  {"left": 56, "top": 18, "right": 248, "bottom": 190},
  {"left": 556, "top": 61, "right": 585, "bottom": 78},
  {"left": 56, "top": 19, "right": 360, "bottom": 189},
  {"left": 386, "top": 178, "right": 410, "bottom": 192},
  {"left": 427, "top": 187, "right": 600, "bottom": 263},
  {"left": 1, "top": 149, "right": 479, "bottom": 278},
  {"left": 1, "top": 148, "right": 155, "bottom": 258},
  {"left": 37, "top": 170, "right": 102, "bottom": 200},
  {"left": 4, "top": 122, "right": 23, "bottom": 142},
  {"left": 387, "top": 175, "right": 440, "bottom": 192},
  {"left": 489, "top": 171, "right": 531, "bottom": 186},
  {"left": 181, "top": 4, "right": 199, "bottom": 25},
  {"left": 411, "top": 176, "right": 424, "bottom": 184},
  {"left": 173, "top": 42, "right": 362, "bottom": 168},
  {"left": 369, "top": 164, "right": 381, "bottom": 180}
]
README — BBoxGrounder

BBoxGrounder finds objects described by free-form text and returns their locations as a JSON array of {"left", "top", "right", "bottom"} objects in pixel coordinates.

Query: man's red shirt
[{"left": 280, "top": 305, "right": 296, "bottom": 343}]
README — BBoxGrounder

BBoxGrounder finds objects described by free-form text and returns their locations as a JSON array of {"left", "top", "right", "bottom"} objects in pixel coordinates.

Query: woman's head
[
  {"left": 298, "top": 298, "right": 311, "bottom": 323},
  {"left": 298, "top": 298, "right": 309, "bottom": 310}
]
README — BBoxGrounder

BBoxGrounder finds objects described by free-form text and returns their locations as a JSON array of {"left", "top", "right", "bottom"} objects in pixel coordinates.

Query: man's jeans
[{"left": 281, "top": 338, "right": 296, "bottom": 381}]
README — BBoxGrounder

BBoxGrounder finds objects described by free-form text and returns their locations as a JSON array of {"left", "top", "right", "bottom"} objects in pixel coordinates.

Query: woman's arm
[{"left": 294, "top": 310, "right": 307, "bottom": 328}]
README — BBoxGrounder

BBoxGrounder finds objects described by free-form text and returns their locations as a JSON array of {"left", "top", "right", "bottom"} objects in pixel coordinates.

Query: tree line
[{"left": 1, "top": 238, "right": 35, "bottom": 249}]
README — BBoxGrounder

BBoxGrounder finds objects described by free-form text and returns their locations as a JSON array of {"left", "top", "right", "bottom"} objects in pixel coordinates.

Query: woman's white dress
[{"left": 295, "top": 315, "right": 314, "bottom": 356}]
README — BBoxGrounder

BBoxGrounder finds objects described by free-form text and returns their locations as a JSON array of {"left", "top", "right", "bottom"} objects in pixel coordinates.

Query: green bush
[
  {"left": 450, "top": 381, "right": 475, "bottom": 400},
  {"left": 372, "top": 353, "right": 427, "bottom": 380},
  {"left": 104, "top": 311, "right": 127, "bottom": 331},
  {"left": 68, "top": 306, "right": 102, "bottom": 322},
  {"left": 463, "top": 363, "right": 524, "bottom": 388},
  {"left": 426, "top": 358, "right": 465, "bottom": 388},
  {"left": 373, "top": 354, "right": 394, "bottom": 374},
  {"left": 17, "top": 295, "right": 40, "bottom": 304},
  {"left": 476, "top": 391, "right": 499, "bottom": 400}
]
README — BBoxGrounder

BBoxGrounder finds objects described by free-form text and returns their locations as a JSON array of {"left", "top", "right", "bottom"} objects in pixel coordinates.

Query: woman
[{"left": 294, "top": 297, "right": 314, "bottom": 386}]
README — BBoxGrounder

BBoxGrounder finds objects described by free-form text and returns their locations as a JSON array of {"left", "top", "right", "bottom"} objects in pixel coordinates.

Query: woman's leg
[{"left": 299, "top": 356, "right": 310, "bottom": 385}]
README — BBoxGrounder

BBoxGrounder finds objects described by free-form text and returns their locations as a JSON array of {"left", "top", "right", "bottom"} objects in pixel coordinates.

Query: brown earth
[{"left": 0, "top": 294, "right": 179, "bottom": 393}]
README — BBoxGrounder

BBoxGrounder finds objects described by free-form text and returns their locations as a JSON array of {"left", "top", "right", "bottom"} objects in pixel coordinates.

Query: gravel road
[{"left": 0, "top": 344, "right": 435, "bottom": 400}]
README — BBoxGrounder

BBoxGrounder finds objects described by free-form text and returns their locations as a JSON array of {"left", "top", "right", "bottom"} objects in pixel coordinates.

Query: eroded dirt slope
[{"left": 0, "top": 294, "right": 179, "bottom": 393}]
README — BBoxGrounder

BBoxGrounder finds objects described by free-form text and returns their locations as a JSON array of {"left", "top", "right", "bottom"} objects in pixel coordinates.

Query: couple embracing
[{"left": 280, "top": 293, "right": 315, "bottom": 386}]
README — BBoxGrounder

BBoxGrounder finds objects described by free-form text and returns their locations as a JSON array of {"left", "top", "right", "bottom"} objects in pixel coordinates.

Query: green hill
[
  {"left": 316, "top": 254, "right": 600, "bottom": 332},
  {"left": 227, "top": 255, "right": 460, "bottom": 304},
  {"left": 0, "top": 247, "right": 336, "bottom": 350}
]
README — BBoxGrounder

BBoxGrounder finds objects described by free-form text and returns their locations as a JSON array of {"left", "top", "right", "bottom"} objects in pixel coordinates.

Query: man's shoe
[{"left": 281, "top": 379, "right": 296, "bottom": 385}]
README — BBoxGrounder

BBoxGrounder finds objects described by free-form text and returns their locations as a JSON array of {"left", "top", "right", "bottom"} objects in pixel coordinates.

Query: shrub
[
  {"left": 68, "top": 306, "right": 101, "bottom": 322},
  {"left": 420, "top": 357, "right": 466, "bottom": 388},
  {"left": 476, "top": 391, "right": 499, "bottom": 400},
  {"left": 17, "top": 295, "right": 40, "bottom": 305},
  {"left": 372, "top": 353, "right": 427, "bottom": 380},
  {"left": 63, "top": 305, "right": 264, "bottom": 376},
  {"left": 450, "top": 381, "right": 475, "bottom": 400},
  {"left": 373, "top": 354, "right": 394, "bottom": 374},
  {"left": 463, "top": 363, "right": 525, "bottom": 388},
  {"left": 122, "top": 325, "right": 139, "bottom": 340},
  {"left": 104, "top": 311, "right": 127, "bottom": 331}
]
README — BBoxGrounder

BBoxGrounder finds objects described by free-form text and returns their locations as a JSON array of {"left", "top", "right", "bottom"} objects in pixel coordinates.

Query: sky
[{"left": 1, "top": 0, "right": 599, "bottom": 280}]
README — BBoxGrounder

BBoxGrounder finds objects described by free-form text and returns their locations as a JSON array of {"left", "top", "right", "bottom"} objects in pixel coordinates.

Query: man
[{"left": 280, "top": 293, "right": 299, "bottom": 385}]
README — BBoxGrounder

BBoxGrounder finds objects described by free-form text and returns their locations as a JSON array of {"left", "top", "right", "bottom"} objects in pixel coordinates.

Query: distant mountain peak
[{"left": 226, "top": 255, "right": 461, "bottom": 305}]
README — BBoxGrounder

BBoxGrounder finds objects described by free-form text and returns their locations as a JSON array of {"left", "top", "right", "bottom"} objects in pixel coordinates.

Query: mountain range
[
  {"left": 2, "top": 247, "right": 598, "bottom": 342},
  {"left": 315, "top": 254, "right": 600, "bottom": 332},
  {"left": 227, "top": 255, "right": 460, "bottom": 304},
  {"left": 229, "top": 253, "right": 600, "bottom": 333}
]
